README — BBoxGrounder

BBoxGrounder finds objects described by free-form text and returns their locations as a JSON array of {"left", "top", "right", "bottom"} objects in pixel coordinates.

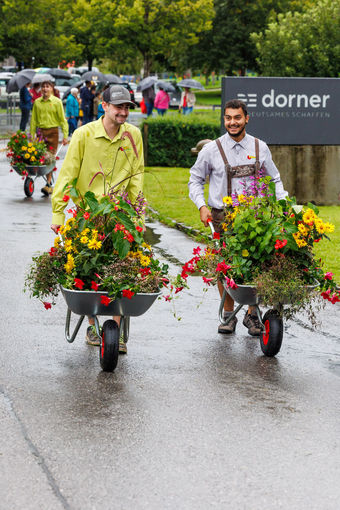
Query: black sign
[{"left": 221, "top": 77, "right": 340, "bottom": 145}]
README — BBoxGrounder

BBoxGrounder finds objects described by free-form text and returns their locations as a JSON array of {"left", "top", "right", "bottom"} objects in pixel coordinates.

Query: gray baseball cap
[{"left": 102, "top": 85, "right": 135, "bottom": 106}]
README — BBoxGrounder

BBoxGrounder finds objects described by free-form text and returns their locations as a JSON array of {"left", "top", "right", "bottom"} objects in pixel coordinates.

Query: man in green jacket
[
  {"left": 51, "top": 85, "right": 144, "bottom": 352},
  {"left": 30, "top": 80, "right": 68, "bottom": 195}
]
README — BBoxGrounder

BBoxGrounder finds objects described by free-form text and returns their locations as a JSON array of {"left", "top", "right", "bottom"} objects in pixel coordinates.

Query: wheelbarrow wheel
[
  {"left": 24, "top": 177, "right": 34, "bottom": 197},
  {"left": 260, "top": 310, "right": 283, "bottom": 357},
  {"left": 100, "top": 320, "right": 119, "bottom": 372}
]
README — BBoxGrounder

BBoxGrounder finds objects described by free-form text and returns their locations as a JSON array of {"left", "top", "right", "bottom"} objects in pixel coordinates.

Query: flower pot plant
[{"left": 7, "top": 130, "right": 56, "bottom": 177}]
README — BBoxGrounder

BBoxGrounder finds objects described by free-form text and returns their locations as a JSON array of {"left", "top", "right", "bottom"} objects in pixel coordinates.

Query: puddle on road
[{"left": 144, "top": 224, "right": 185, "bottom": 267}]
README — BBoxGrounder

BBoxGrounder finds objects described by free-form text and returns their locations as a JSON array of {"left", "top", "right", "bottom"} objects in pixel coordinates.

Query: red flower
[
  {"left": 94, "top": 273, "right": 101, "bottom": 279},
  {"left": 175, "top": 286, "right": 183, "bottom": 294},
  {"left": 91, "top": 281, "right": 99, "bottom": 291},
  {"left": 324, "top": 272, "right": 333, "bottom": 280},
  {"left": 202, "top": 277, "right": 214, "bottom": 285},
  {"left": 74, "top": 278, "right": 85, "bottom": 289},
  {"left": 63, "top": 194, "right": 70, "bottom": 202},
  {"left": 140, "top": 267, "right": 151, "bottom": 276},
  {"left": 213, "top": 232, "right": 220, "bottom": 239},
  {"left": 164, "top": 295, "right": 171, "bottom": 301},
  {"left": 83, "top": 212, "right": 90, "bottom": 220},
  {"left": 49, "top": 246, "right": 57, "bottom": 256},
  {"left": 216, "top": 261, "right": 231, "bottom": 274},
  {"left": 136, "top": 225, "right": 143, "bottom": 232},
  {"left": 314, "top": 238, "right": 321, "bottom": 243},
  {"left": 122, "top": 289, "right": 135, "bottom": 299},
  {"left": 100, "top": 295, "right": 111, "bottom": 306},
  {"left": 193, "top": 246, "right": 201, "bottom": 255},
  {"left": 274, "top": 239, "right": 287, "bottom": 250},
  {"left": 43, "top": 302, "right": 52, "bottom": 309}
]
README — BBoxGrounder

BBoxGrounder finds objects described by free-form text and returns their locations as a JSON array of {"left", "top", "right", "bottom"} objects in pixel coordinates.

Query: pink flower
[
  {"left": 202, "top": 277, "right": 214, "bottom": 286},
  {"left": 175, "top": 286, "right": 183, "bottom": 294},
  {"left": 164, "top": 295, "right": 171, "bottom": 301},
  {"left": 324, "top": 272, "right": 333, "bottom": 280},
  {"left": 101, "top": 295, "right": 111, "bottom": 306}
]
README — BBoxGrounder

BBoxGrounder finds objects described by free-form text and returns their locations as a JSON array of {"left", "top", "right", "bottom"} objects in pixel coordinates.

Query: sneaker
[
  {"left": 86, "top": 325, "right": 101, "bottom": 346},
  {"left": 41, "top": 184, "right": 53, "bottom": 196},
  {"left": 119, "top": 335, "right": 127, "bottom": 354},
  {"left": 218, "top": 314, "right": 238, "bottom": 334},
  {"left": 243, "top": 312, "right": 262, "bottom": 337}
]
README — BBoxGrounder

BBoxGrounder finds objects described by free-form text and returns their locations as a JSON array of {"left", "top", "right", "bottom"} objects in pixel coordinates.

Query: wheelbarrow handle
[
  {"left": 55, "top": 144, "right": 64, "bottom": 159},
  {"left": 207, "top": 218, "right": 215, "bottom": 236}
]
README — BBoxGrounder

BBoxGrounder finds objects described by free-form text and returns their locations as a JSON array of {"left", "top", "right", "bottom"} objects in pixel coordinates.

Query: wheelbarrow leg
[
  {"left": 65, "top": 308, "right": 85, "bottom": 343},
  {"left": 218, "top": 287, "right": 243, "bottom": 325}
]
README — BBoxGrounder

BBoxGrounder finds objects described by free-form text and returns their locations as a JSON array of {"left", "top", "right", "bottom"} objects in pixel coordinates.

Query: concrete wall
[{"left": 269, "top": 145, "right": 340, "bottom": 205}]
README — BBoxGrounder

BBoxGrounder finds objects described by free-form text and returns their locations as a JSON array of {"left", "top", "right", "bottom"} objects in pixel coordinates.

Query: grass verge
[{"left": 144, "top": 167, "right": 340, "bottom": 281}]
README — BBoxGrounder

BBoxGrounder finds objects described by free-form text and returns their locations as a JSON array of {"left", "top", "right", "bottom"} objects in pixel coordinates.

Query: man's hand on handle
[
  {"left": 51, "top": 224, "right": 61, "bottom": 234},
  {"left": 199, "top": 205, "right": 212, "bottom": 227},
  {"left": 62, "top": 138, "right": 68, "bottom": 145}
]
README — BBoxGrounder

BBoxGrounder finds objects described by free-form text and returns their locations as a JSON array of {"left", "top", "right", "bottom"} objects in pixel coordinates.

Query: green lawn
[{"left": 144, "top": 167, "right": 340, "bottom": 281}]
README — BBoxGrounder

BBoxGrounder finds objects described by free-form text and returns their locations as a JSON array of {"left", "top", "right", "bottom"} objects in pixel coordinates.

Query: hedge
[{"left": 141, "top": 115, "right": 221, "bottom": 167}]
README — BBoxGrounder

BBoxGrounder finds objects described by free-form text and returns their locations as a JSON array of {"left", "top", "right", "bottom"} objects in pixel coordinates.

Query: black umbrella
[
  {"left": 62, "top": 80, "right": 84, "bottom": 100},
  {"left": 177, "top": 79, "right": 205, "bottom": 90},
  {"left": 6, "top": 69, "right": 36, "bottom": 93},
  {"left": 47, "top": 68, "right": 71, "bottom": 78},
  {"left": 156, "top": 80, "right": 175, "bottom": 92},
  {"left": 105, "top": 73, "right": 123, "bottom": 84},
  {"left": 137, "top": 76, "right": 158, "bottom": 92},
  {"left": 82, "top": 70, "right": 106, "bottom": 83}
]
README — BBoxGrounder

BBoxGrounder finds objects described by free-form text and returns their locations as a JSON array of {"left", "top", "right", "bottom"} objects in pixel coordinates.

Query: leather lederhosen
[{"left": 211, "top": 138, "right": 261, "bottom": 232}]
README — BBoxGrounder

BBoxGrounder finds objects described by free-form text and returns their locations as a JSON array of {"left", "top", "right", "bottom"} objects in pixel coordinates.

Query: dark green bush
[{"left": 141, "top": 115, "right": 221, "bottom": 167}]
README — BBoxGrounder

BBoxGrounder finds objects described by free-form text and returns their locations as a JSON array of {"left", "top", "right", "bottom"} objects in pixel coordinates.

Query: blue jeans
[
  {"left": 82, "top": 104, "right": 92, "bottom": 124},
  {"left": 146, "top": 101, "right": 154, "bottom": 117},
  {"left": 19, "top": 108, "right": 30, "bottom": 131},
  {"left": 68, "top": 117, "right": 78, "bottom": 136},
  {"left": 182, "top": 106, "right": 193, "bottom": 115},
  {"left": 157, "top": 108, "right": 167, "bottom": 116}
]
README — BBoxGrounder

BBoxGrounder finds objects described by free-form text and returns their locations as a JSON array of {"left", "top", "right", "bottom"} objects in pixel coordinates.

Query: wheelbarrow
[
  {"left": 13, "top": 144, "right": 63, "bottom": 197},
  {"left": 60, "top": 286, "right": 161, "bottom": 372},
  {"left": 208, "top": 221, "right": 316, "bottom": 357}
]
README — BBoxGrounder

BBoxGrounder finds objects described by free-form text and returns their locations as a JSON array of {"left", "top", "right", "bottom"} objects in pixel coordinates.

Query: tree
[
  {"left": 0, "top": 0, "right": 81, "bottom": 67},
  {"left": 185, "top": 0, "right": 308, "bottom": 77},
  {"left": 252, "top": 0, "right": 340, "bottom": 76},
  {"left": 103, "top": 0, "right": 214, "bottom": 76}
]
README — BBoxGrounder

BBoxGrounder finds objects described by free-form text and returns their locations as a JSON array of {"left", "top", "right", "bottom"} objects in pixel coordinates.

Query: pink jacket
[{"left": 154, "top": 90, "right": 170, "bottom": 109}]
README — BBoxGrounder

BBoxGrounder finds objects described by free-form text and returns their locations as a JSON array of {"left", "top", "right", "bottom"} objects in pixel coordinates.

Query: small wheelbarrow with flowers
[
  {"left": 60, "top": 286, "right": 161, "bottom": 372},
  {"left": 6, "top": 131, "right": 62, "bottom": 197}
]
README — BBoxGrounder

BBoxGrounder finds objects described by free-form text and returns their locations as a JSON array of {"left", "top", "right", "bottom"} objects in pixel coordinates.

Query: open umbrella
[
  {"left": 62, "top": 80, "right": 84, "bottom": 100},
  {"left": 82, "top": 70, "right": 106, "bottom": 83},
  {"left": 105, "top": 73, "right": 123, "bottom": 84},
  {"left": 47, "top": 68, "right": 71, "bottom": 78},
  {"left": 137, "top": 76, "right": 158, "bottom": 92},
  {"left": 177, "top": 79, "right": 205, "bottom": 90},
  {"left": 156, "top": 80, "right": 175, "bottom": 92},
  {"left": 6, "top": 69, "right": 36, "bottom": 93},
  {"left": 32, "top": 73, "right": 55, "bottom": 85}
]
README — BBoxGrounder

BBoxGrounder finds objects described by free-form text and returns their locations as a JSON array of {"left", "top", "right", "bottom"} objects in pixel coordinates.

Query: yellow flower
[
  {"left": 242, "top": 249, "right": 249, "bottom": 257},
  {"left": 139, "top": 255, "right": 151, "bottom": 266},
  {"left": 324, "top": 222, "right": 334, "bottom": 233},
  {"left": 302, "top": 209, "right": 316, "bottom": 224},
  {"left": 298, "top": 223, "right": 308, "bottom": 236},
  {"left": 28, "top": 142, "right": 32, "bottom": 147},
  {"left": 66, "top": 218, "right": 75, "bottom": 226},
  {"left": 30, "top": 156, "right": 36, "bottom": 162},
  {"left": 54, "top": 237, "right": 60, "bottom": 247},
  {"left": 142, "top": 242, "right": 151, "bottom": 251},
  {"left": 91, "top": 229, "right": 98, "bottom": 239},
  {"left": 315, "top": 220, "right": 326, "bottom": 234},
  {"left": 237, "top": 194, "right": 247, "bottom": 204},
  {"left": 293, "top": 232, "right": 307, "bottom": 248},
  {"left": 81, "top": 228, "right": 90, "bottom": 236},
  {"left": 222, "top": 196, "right": 233, "bottom": 206},
  {"left": 80, "top": 236, "right": 89, "bottom": 244},
  {"left": 24, "top": 153, "right": 30, "bottom": 159},
  {"left": 64, "top": 254, "right": 75, "bottom": 273},
  {"left": 221, "top": 222, "right": 228, "bottom": 231},
  {"left": 21, "top": 146, "right": 27, "bottom": 151},
  {"left": 64, "top": 239, "right": 73, "bottom": 253},
  {"left": 88, "top": 239, "right": 102, "bottom": 250}
]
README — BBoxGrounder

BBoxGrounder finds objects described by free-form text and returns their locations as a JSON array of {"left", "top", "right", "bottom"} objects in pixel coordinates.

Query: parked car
[
  {"left": 121, "top": 82, "right": 136, "bottom": 108},
  {"left": 154, "top": 80, "right": 182, "bottom": 109},
  {"left": 0, "top": 72, "right": 18, "bottom": 100},
  {"left": 129, "top": 82, "right": 142, "bottom": 106}
]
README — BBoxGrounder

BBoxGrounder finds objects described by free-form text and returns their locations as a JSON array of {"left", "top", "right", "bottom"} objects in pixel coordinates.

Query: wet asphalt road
[{"left": 0, "top": 143, "right": 340, "bottom": 510}]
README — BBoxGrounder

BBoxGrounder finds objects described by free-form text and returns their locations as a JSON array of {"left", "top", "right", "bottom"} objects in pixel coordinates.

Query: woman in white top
[{"left": 179, "top": 87, "right": 196, "bottom": 115}]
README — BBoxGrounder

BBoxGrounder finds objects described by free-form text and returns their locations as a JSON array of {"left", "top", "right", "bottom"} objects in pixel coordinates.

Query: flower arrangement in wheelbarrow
[
  {"left": 6, "top": 130, "right": 56, "bottom": 177},
  {"left": 174, "top": 175, "right": 339, "bottom": 324},
  {"left": 24, "top": 181, "right": 170, "bottom": 308}
]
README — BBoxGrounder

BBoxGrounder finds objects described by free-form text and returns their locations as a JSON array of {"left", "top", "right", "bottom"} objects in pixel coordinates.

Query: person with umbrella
[
  {"left": 19, "top": 81, "right": 32, "bottom": 131},
  {"left": 154, "top": 85, "right": 170, "bottom": 116},
  {"left": 142, "top": 84, "right": 155, "bottom": 117},
  {"left": 179, "top": 87, "right": 196, "bottom": 115},
  {"left": 80, "top": 81, "right": 94, "bottom": 125},
  {"left": 65, "top": 87, "right": 79, "bottom": 136},
  {"left": 30, "top": 78, "right": 69, "bottom": 195}
]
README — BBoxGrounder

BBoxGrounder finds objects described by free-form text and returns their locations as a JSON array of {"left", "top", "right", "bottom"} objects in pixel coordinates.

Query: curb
[{"left": 147, "top": 205, "right": 208, "bottom": 241}]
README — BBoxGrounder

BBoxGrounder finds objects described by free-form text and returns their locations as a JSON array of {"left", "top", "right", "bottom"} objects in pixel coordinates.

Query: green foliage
[
  {"left": 252, "top": 0, "right": 340, "bottom": 76},
  {"left": 142, "top": 115, "right": 220, "bottom": 167}
]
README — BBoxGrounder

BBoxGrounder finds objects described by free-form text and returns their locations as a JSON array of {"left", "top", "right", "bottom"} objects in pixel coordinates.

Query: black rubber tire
[
  {"left": 260, "top": 310, "right": 283, "bottom": 357},
  {"left": 24, "top": 177, "right": 34, "bottom": 197},
  {"left": 100, "top": 320, "right": 119, "bottom": 372}
]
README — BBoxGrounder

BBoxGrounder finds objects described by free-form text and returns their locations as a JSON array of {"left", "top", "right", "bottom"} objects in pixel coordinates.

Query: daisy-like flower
[
  {"left": 302, "top": 209, "right": 316, "bottom": 224},
  {"left": 80, "top": 236, "right": 89, "bottom": 244},
  {"left": 64, "top": 254, "right": 75, "bottom": 273},
  {"left": 222, "top": 196, "right": 233, "bottom": 206},
  {"left": 88, "top": 239, "right": 102, "bottom": 250}
]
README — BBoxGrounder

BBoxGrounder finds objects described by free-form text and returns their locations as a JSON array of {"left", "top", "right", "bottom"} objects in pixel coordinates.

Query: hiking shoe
[
  {"left": 119, "top": 335, "right": 127, "bottom": 354},
  {"left": 41, "top": 184, "right": 53, "bottom": 196},
  {"left": 218, "top": 315, "right": 238, "bottom": 334},
  {"left": 86, "top": 325, "right": 101, "bottom": 346},
  {"left": 243, "top": 312, "right": 262, "bottom": 337}
]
